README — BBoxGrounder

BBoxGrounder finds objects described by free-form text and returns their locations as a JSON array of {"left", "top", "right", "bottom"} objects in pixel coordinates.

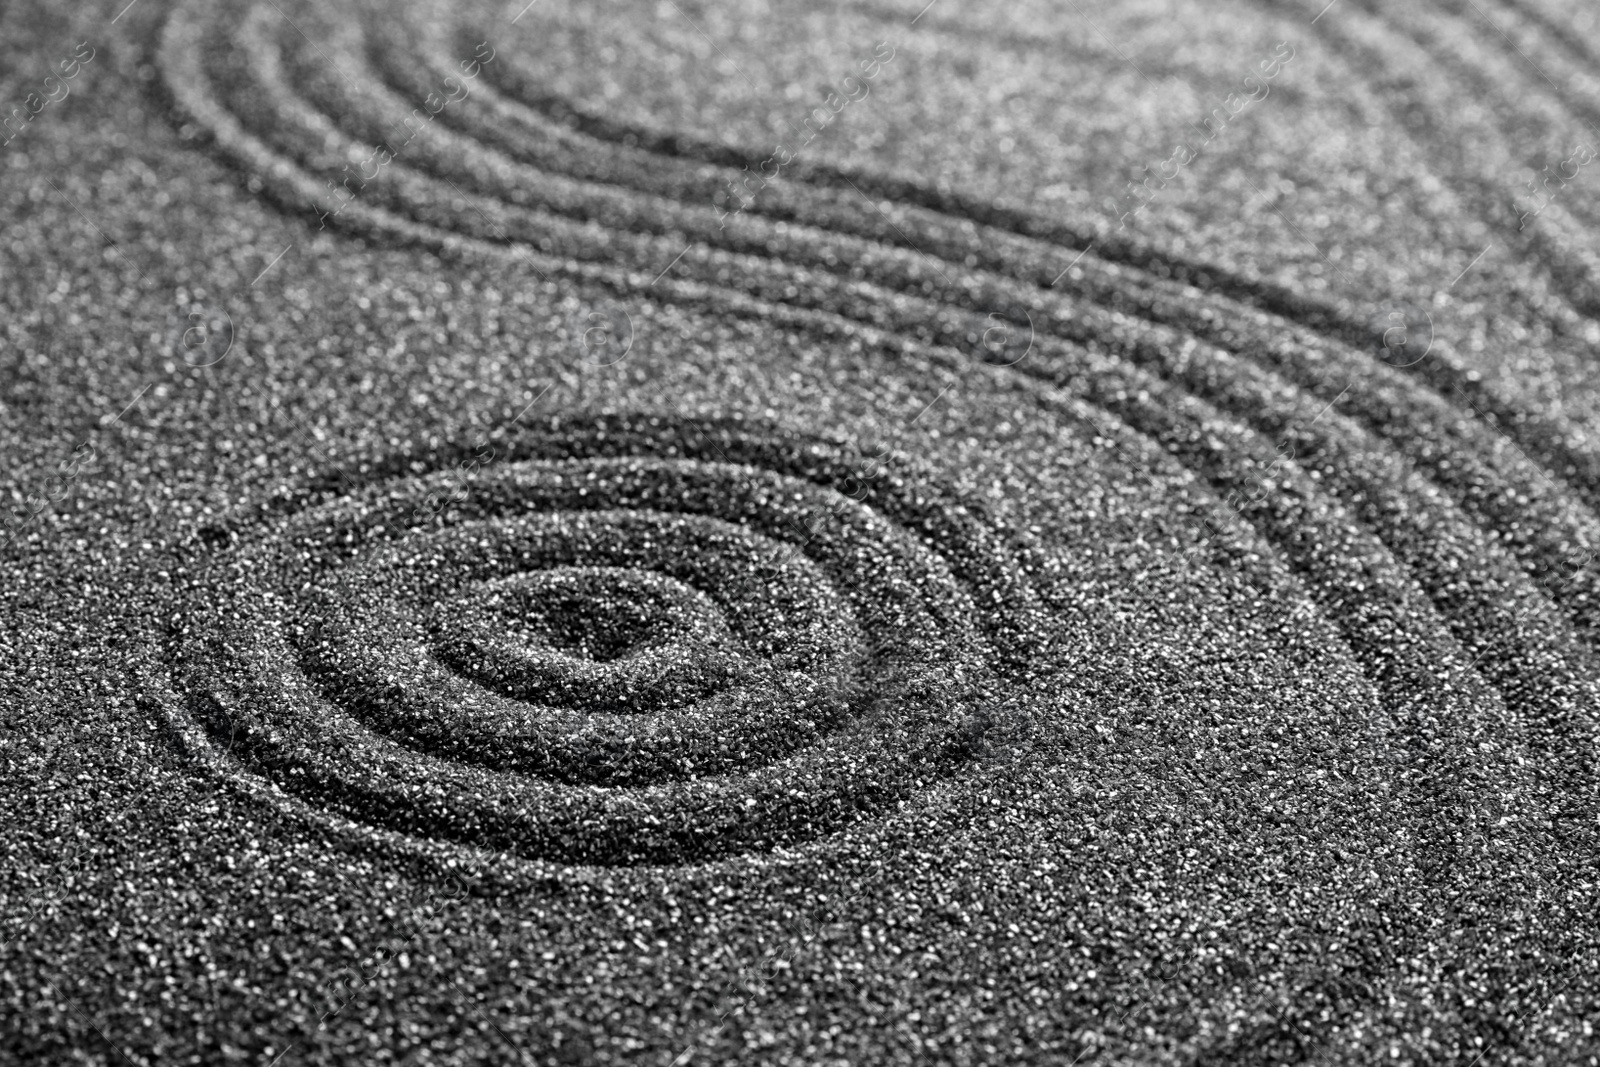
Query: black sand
[{"left": 3, "top": 0, "right": 1599, "bottom": 1063}]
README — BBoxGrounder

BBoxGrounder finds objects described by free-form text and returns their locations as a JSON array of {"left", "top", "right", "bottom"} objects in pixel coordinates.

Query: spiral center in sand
[{"left": 428, "top": 565, "right": 757, "bottom": 713}]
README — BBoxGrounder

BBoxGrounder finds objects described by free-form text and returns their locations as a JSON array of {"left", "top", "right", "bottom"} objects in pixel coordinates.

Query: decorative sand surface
[{"left": 2, "top": 0, "right": 1599, "bottom": 1062}]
